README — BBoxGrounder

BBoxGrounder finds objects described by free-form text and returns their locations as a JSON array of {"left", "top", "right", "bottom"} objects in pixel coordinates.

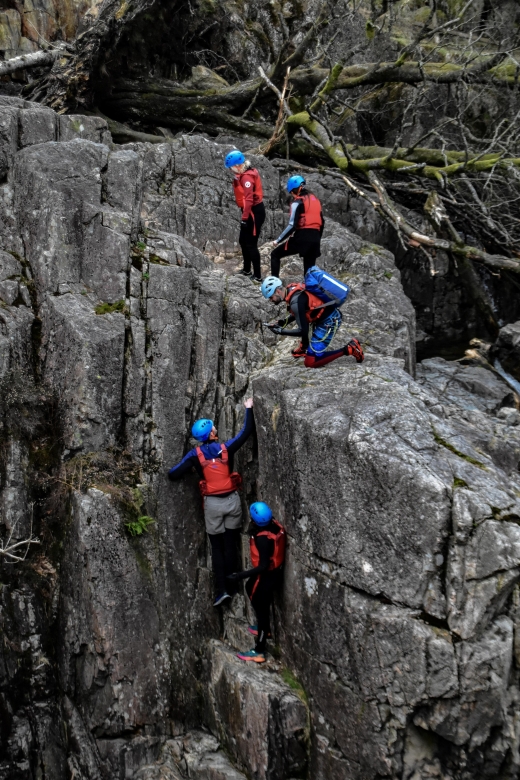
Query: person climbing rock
[
  {"left": 168, "top": 398, "right": 254, "bottom": 607},
  {"left": 270, "top": 175, "right": 324, "bottom": 278},
  {"left": 261, "top": 272, "right": 364, "bottom": 368},
  {"left": 225, "top": 150, "right": 266, "bottom": 282},
  {"left": 228, "top": 502, "right": 286, "bottom": 664}
]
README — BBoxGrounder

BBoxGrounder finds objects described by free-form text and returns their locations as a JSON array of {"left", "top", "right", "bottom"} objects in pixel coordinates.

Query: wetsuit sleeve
[
  {"left": 224, "top": 407, "right": 255, "bottom": 457},
  {"left": 235, "top": 535, "right": 273, "bottom": 580},
  {"left": 168, "top": 449, "right": 201, "bottom": 480},
  {"left": 240, "top": 173, "right": 256, "bottom": 221},
  {"left": 275, "top": 201, "right": 304, "bottom": 244},
  {"left": 278, "top": 292, "right": 310, "bottom": 348}
]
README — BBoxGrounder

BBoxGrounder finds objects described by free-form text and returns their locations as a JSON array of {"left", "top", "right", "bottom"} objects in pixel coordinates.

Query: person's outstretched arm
[
  {"left": 229, "top": 535, "right": 272, "bottom": 581},
  {"left": 273, "top": 201, "right": 304, "bottom": 245},
  {"left": 168, "top": 449, "right": 199, "bottom": 480},
  {"left": 225, "top": 398, "right": 255, "bottom": 457}
]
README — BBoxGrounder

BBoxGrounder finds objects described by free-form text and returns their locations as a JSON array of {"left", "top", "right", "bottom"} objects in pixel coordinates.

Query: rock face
[
  {"left": 0, "top": 0, "right": 101, "bottom": 63},
  {"left": 493, "top": 321, "right": 520, "bottom": 383},
  {"left": 0, "top": 96, "right": 519, "bottom": 780}
]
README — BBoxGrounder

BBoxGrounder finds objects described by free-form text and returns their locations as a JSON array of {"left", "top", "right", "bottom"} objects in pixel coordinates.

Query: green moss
[
  {"left": 142, "top": 272, "right": 150, "bottom": 281},
  {"left": 453, "top": 477, "right": 468, "bottom": 489},
  {"left": 280, "top": 668, "right": 308, "bottom": 705},
  {"left": 95, "top": 300, "right": 128, "bottom": 315},
  {"left": 384, "top": 271, "right": 393, "bottom": 279},
  {"left": 433, "top": 430, "right": 486, "bottom": 469}
]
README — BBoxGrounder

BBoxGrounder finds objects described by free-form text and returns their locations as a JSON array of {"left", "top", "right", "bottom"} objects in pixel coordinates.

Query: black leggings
[
  {"left": 209, "top": 529, "right": 241, "bottom": 594},
  {"left": 246, "top": 569, "right": 283, "bottom": 652},
  {"left": 270, "top": 229, "right": 321, "bottom": 277},
  {"left": 239, "top": 202, "right": 265, "bottom": 278}
]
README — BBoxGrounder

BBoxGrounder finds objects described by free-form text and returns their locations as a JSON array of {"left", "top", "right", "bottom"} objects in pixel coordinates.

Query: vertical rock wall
[{"left": 0, "top": 97, "right": 519, "bottom": 780}]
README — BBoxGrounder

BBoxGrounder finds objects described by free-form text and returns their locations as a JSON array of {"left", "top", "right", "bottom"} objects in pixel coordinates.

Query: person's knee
[{"left": 304, "top": 354, "right": 317, "bottom": 368}]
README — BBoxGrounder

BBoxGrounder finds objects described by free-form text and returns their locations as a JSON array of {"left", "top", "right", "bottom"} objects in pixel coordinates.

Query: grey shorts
[{"left": 203, "top": 491, "right": 243, "bottom": 535}]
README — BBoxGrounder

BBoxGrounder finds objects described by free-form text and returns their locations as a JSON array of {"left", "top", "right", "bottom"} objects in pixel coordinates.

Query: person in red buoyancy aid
[
  {"left": 168, "top": 397, "right": 255, "bottom": 607},
  {"left": 228, "top": 502, "right": 286, "bottom": 663},
  {"left": 261, "top": 276, "right": 365, "bottom": 369},
  {"left": 225, "top": 150, "right": 265, "bottom": 282},
  {"left": 270, "top": 175, "right": 324, "bottom": 278}
]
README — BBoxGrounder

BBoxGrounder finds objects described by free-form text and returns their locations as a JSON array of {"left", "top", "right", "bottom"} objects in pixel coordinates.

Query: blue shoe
[
  {"left": 237, "top": 648, "right": 266, "bottom": 663},
  {"left": 213, "top": 592, "right": 231, "bottom": 607}
]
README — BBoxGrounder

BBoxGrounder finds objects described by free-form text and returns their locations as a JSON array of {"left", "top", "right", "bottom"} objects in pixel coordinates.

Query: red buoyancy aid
[
  {"left": 232, "top": 168, "right": 264, "bottom": 210},
  {"left": 195, "top": 443, "right": 242, "bottom": 496},
  {"left": 250, "top": 520, "right": 286, "bottom": 571},
  {"left": 294, "top": 193, "right": 323, "bottom": 230},
  {"left": 285, "top": 282, "right": 329, "bottom": 322}
]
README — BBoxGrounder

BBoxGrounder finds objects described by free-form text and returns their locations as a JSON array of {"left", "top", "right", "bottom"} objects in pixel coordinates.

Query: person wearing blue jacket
[{"left": 168, "top": 398, "right": 254, "bottom": 606}]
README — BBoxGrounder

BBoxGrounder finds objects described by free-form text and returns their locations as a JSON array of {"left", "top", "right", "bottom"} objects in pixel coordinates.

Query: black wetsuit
[
  {"left": 235, "top": 522, "right": 283, "bottom": 653},
  {"left": 271, "top": 195, "right": 324, "bottom": 277},
  {"left": 240, "top": 202, "right": 266, "bottom": 279}
]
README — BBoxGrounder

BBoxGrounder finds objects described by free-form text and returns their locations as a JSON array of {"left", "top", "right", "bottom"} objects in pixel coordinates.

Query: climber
[
  {"left": 261, "top": 272, "right": 364, "bottom": 368},
  {"left": 168, "top": 398, "right": 254, "bottom": 607},
  {"left": 225, "top": 150, "right": 266, "bottom": 282},
  {"left": 228, "top": 502, "right": 286, "bottom": 664},
  {"left": 270, "top": 175, "right": 324, "bottom": 278}
]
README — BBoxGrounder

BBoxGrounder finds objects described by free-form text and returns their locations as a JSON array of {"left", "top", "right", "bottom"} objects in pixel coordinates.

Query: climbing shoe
[
  {"left": 247, "top": 625, "right": 272, "bottom": 638},
  {"left": 237, "top": 269, "right": 253, "bottom": 278},
  {"left": 251, "top": 276, "right": 262, "bottom": 284},
  {"left": 345, "top": 338, "right": 364, "bottom": 363},
  {"left": 291, "top": 343, "right": 306, "bottom": 358},
  {"left": 213, "top": 592, "right": 232, "bottom": 607},
  {"left": 236, "top": 648, "right": 266, "bottom": 663}
]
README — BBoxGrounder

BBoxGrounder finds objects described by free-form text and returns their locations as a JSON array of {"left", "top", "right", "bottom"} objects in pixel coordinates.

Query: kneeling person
[
  {"left": 228, "top": 502, "right": 286, "bottom": 664},
  {"left": 261, "top": 274, "right": 364, "bottom": 368},
  {"left": 168, "top": 398, "right": 254, "bottom": 607}
]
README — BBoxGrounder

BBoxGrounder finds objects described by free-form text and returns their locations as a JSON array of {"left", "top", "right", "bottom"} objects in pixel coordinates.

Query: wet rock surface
[{"left": 0, "top": 97, "right": 519, "bottom": 779}]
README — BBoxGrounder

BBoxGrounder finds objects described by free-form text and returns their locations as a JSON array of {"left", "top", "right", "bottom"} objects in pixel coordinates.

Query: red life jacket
[
  {"left": 249, "top": 520, "right": 286, "bottom": 600},
  {"left": 294, "top": 193, "right": 323, "bottom": 230},
  {"left": 232, "top": 168, "right": 264, "bottom": 210},
  {"left": 250, "top": 520, "right": 286, "bottom": 571},
  {"left": 285, "top": 282, "right": 329, "bottom": 323},
  {"left": 195, "top": 443, "right": 242, "bottom": 497}
]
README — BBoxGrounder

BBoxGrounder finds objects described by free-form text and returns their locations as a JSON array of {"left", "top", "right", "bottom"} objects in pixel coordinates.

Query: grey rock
[
  {"left": 40, "top": 293, "right": 125, "bottom": 452},
  {"left": 417, "top": 357, "right": 516, "bottom": 414},
  {"left": 18, "top": 107, "right": 57, "bottom": 148},
  {"left": 58, "top": 115, "right": 111, "bottom": 145},
  {"left": 492, "top": 320, "right": 520, "bottom": 382},
  {"left": 205, "top": 641, "right": 308, "bottom": 780},
  {"left": 60, "top": 489, "right": 169, "bottom": 745},
  {"left": 2, "top": 99, "right": 520, "bottom": 780}
]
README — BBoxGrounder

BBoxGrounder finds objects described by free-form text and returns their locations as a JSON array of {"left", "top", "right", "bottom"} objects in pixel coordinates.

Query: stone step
[{"left": 205, "top": 640, "right": 309, "bottom": 780}]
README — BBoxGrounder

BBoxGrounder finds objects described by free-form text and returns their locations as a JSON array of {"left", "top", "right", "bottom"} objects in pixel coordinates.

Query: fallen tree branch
[{"left": 0, "top": 47, "right": 64, "bottom": 77}]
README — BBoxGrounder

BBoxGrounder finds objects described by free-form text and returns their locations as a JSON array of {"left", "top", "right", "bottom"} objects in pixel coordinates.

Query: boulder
[{"left": 205, "top": 641, "right": 308, "bottom": 780}]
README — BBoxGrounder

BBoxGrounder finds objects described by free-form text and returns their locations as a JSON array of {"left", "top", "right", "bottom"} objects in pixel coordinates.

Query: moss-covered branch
[
  {"left": 286, "top": 112, "right": 520, "bottom": 181},
  {"left": 290, "top": 58, "right": 519, "bottom": 92}
]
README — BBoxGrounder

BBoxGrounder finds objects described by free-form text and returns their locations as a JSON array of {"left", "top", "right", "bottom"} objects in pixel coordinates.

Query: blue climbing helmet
[
  {"left": 261, "top": 276, "right": 283, "bottom": 299},
  {"left": 250, "top": 502, "right": 273, "bottom": 526},
  {"left": 287, "top": 174, "right": 305, "bottom": 193},
  {"left": 225, "top": 150, "right": 245, "bottom": 168},
  {"left": 191, "top": 418, "right": 214, "bottom": 441}
]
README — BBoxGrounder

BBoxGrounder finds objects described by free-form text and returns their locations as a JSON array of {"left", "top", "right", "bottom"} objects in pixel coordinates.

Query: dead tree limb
[{"left": 0, "top": 48, "right": 64, "bottom": 77}]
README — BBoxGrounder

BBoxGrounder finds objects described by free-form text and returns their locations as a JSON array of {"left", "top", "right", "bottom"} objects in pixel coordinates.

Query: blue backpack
[{"left": 304, "top": 266, "right": 350, "bottom": 307}]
